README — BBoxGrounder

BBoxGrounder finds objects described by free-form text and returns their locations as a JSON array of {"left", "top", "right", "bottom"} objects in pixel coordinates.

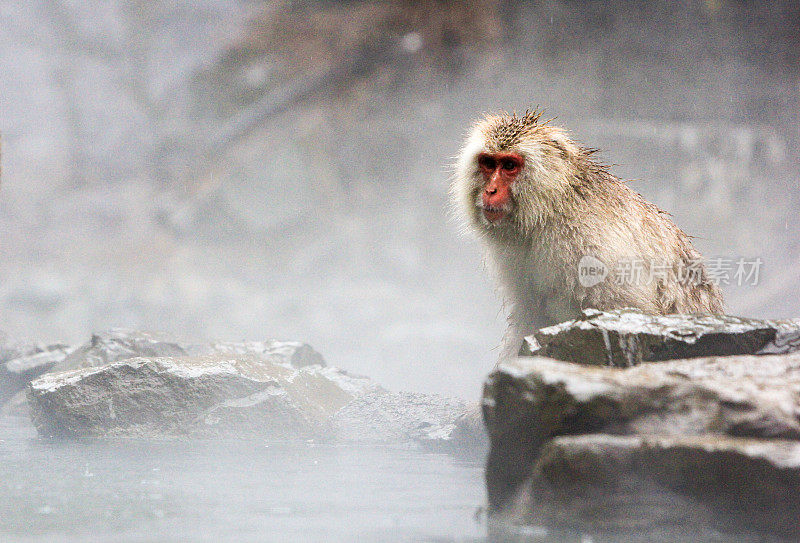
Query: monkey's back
[{"left": 508, "top": 169, "right": 724, "bottom": 323}]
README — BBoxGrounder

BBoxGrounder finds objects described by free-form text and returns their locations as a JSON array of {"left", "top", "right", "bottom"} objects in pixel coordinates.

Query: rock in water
[
  {"left": 485, "top": 355, "right": 800, "bottom": 447},
  {"left": 493, "top": 435, "right": 800, "bottom": 542},
  {"left": 10, "top": 330, "right": 327, "bottom": 415},
  {"left": 26, "top": 351, "right": 478, "bottom": 449},
  {"left": 1, "top": 341, "right": 72, "bottom": 405},
  {"left": 482, "top": 353, "right": 800, "bottom": 537},
  {"left": 17, "top": 329, "right": 484, "bottom": 449},
  {"left": 522, "top": 308, "right": 800, "bottom": 366},
  {"left": 27, "top": 354, "right": 370, "bottom": 439}
]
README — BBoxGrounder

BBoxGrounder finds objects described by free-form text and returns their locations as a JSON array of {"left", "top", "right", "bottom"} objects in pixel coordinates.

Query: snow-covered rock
[{"left": 523, "top": 308, "right": 800, "bottom": 366}]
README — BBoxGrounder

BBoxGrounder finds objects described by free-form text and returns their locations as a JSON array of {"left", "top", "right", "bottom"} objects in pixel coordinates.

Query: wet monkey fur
[{"left": 451, "top": 110, "right": 724, "bottom": 360}]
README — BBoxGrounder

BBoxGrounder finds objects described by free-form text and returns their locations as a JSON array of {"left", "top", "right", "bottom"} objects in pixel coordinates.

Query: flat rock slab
[
  {"left": 483, "top": 353, "right": 800, "bottom": 509},
  {"left": 521, "top": 308, "right": 800, "bottom": 366},
  {"left": 493, "top": 434, "right": 800, "bottom": 542}
]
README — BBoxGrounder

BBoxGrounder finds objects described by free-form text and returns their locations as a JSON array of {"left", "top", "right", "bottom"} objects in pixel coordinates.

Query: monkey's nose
[{"left": 485, "top": 187, "right": 497, "bottom": 195}]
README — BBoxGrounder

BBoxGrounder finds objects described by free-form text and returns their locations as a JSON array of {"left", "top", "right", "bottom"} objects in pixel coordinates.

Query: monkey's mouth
[{"left": 481, "top": 205, "right": 509, "bottom": 223}]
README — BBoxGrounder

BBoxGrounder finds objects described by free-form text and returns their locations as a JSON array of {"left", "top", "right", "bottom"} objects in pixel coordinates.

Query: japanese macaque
[{"left": 452, "top": 110, "right": 724, "bottom": 360}]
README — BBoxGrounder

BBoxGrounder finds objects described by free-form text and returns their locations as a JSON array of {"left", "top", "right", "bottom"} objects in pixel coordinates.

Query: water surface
[{"left": 0, "top": 416, "right": 486, "bottom": 542}]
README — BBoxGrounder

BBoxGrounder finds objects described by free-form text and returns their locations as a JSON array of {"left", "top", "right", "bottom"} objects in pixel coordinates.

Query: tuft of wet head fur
[{"left": 482, "top": 109, "right": 544, "bottom": 151}]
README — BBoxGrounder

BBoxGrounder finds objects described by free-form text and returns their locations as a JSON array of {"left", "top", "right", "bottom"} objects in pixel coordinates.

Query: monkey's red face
[{"left": 477, "top": 152, "right": 524, "bottom": 223}]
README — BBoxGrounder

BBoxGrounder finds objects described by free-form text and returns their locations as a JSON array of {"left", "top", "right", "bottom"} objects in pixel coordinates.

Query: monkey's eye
[
  {"left": 477, "top": 155, "right": 496, "bottom": 171},
  {"left": 501, "top": 159, "right": 518, "bottom": 171}
]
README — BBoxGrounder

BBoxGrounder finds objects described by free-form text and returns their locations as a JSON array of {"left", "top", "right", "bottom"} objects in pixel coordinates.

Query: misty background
[{"left": 1, "top": 0, "right": 799, "bottom": 399}]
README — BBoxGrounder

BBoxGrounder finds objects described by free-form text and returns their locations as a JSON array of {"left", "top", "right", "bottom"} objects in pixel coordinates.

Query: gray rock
[
  {"left": 54, "top": 329, "right": 187, "bottom": 373},
  {"left": 332, "top": 390, "right": 467, "bottom": 444},
  {"left": 444, "top": 403, "right": 489, "bottom": 455},
  {"left": 21, "top": 330, "right": 480, "bottom": 448},
  {"left": 0, "top": 338, "right": 45, "bottom": 365},
  {"left": 26, "top": 352, "right": 479, "bottom": 449},
  {"left": 19, "top": 331, "right": 324, "bottom": 419},
  {"left": 1, "top": 342, "right": 72, "bottom": 404},
  {"left": 188, "top": 339, "right": 326, "bottom": 368},
  {"left": 521, "top": 308, "right": 800, "bottom": 366},
  {"left": 483, "top": 353, "right": 800, "bottom": 510},
  {"left": 492, "top": 434, "right": 800, "bottom": 542},
  {"left": 756, "top": 319, "right": 800, "bottom": 354},
  {"left": 5, "top": 346, "right": 73, "bottom": 377},
  {"left": 4, "top": 329, "right": 185, "bottom": 414},
  {"left": 55, "top": 329, "right": 326, "bottom": 373},
  {"left": 27, "top": 354, "right": 369, "bottom": 440}
]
